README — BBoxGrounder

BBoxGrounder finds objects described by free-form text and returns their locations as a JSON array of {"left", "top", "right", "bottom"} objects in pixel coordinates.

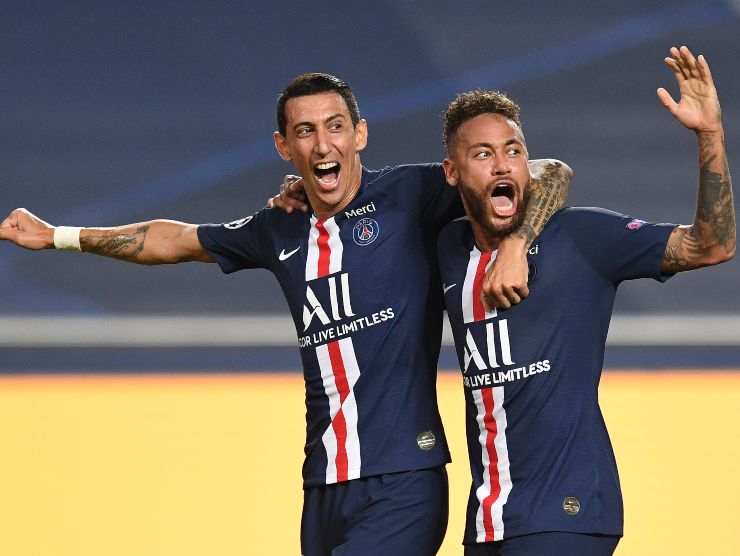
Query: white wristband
[{"left": 53, "top": 226, "right": 83, "bottom": 251}]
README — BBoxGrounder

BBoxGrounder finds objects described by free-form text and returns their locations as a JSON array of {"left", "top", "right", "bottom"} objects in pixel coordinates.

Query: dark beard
[{"left": 461, "top": 183, "right": 531, "bottom": 239}]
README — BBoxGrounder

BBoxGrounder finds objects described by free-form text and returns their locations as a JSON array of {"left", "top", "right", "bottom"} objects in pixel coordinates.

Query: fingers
[
  {"left": 656, "top": 87, "right": 678, "bottom": 115},
  {"left": 697, "top": 54, "right": 712, "bottom": 82},
  {"left": 268, "top": 176, "right": 309, "bottom": 213},
  {"left": 0, "top": 226, "right": 18, "bottom": 242},
  {"left": 267, "top": 190, "right": 308, "bottom": 213},
  {"left": 270, "top": 194, "right": 295, "bottom": 213},
  {"left": 667, "top": 45, "right": 709, "bottom": 82},
  {"left": 481, "top": 283, "right": 529, "bottom": 311},
  {"left": 283, "top": 174, "right": 302, "bottom": 188}
]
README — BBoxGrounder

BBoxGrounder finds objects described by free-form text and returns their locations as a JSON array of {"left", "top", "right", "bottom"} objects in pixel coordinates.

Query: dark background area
[{"left": 2, "top": 0, "right": 738, "bottom": 320}]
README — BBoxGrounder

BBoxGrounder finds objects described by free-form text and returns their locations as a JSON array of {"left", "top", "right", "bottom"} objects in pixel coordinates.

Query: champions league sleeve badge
[
  {"left": 626, "top": 219, "right": 646, "bottom": 230},
  {"left": 224, "top": 215, "right": 254, "bottom": 229},
  {"left": 352, "top": 217, "right": 380, "bottom": 246}
]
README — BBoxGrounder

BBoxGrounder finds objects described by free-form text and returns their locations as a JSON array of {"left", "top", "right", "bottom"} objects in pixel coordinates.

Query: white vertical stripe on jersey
[
  {"left": 462, "top": 247, "right": 497, "bottom": 324},
  {"left": 317, "top": 337, "right": 362, "bottom": 483},
  {"left": 305, "top": 215, "right": 322, "bottom": 281},
  {"left": 337, "top": 337, "right": 362, "bottom": 479},
  {"left": 323, "top": 217, "right": 344, "bottom": 275},
  {"left": 473, "top": 386, "right": 512, "bottom": 542}
]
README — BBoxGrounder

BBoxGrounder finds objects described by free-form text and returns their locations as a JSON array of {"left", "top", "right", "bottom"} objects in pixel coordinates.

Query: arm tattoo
[
  {"left": 663, "top": 132, "right": 735, "bottom": 272},
  {"left": 697, "top": 152, "right": 735, "bottom": 250},
  {"left": 513, "top": 161, "right": 571, "bottom": 246},
  {"left": 81, "top": 226, "right": 150, "bottom": 261}
]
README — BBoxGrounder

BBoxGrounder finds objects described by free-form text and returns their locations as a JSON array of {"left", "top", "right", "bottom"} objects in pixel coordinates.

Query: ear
[
  {"left": 443, "top": 158, "right": 459, "bottom": 187},
  {"left": 274, "top": 131, "right": 293, "bottom": 161},
  {"left": 354, "top": 119, "right": 368, "bottom": 151}
]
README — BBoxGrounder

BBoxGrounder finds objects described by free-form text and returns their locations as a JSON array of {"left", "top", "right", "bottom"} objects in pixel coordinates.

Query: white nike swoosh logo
[
  {"left": 443, "top": 283, "right": 457, "bottom": 294},
  {"left": 278, "top": 246, "right": 301, "bottom": 261}
]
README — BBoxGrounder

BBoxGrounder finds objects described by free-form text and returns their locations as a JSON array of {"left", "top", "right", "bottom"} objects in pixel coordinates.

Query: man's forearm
[
  {"left": 696, "top": 130, "right": 735, "bottom": 256},
  {"left": 80, "top": 225, "right": 152, "bottom": 262},
  {"left": 513, "top": 159, "right": 572, "bottom": 247},
  {"left": 79, "top": 220, "right": 210, "bottom": 265},
  {"left": 663, "top": 130, "right": 735, "bottom": 270}
]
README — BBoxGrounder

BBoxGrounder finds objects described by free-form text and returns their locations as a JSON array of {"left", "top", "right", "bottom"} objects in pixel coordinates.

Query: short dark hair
[
  {"left": 276, "top": 73, "right": 360, "bottom": 136},
  {"left": 443, "top": 90, "right": 522, "bottom": 150}
]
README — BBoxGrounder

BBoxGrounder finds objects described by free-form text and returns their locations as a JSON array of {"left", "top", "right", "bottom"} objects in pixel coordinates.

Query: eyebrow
[
  {"left": 466, "top": 138, "right": 523, "bottom": 151},
  {"left": 292, "top": 113, "right": 346, "bottom": 131}
]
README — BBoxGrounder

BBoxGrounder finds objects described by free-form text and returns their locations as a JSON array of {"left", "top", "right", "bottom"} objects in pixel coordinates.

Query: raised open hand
[{"left": 657, "top": 46, "right": 721, "bottom": 134}]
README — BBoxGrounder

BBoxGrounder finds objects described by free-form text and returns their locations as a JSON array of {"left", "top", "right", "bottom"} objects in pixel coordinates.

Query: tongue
[
  {"left": 318, "top": 170, "right": 339, "bottom": 184},
  {"left": 491, "top": 194, "right": 516, "bottom": 217}
]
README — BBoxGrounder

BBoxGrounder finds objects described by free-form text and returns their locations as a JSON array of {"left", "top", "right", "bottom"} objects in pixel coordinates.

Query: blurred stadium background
[{"left": 1, "top": 1, "right": 739, "bottom": 554}]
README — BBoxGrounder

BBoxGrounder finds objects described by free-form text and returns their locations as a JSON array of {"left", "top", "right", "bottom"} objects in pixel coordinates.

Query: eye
[
  {"left": 329, "top": 122, "right": 343, "bottom": 132},
  {"left": 507, "top": 147, "right": 521, "bottom": 156},
  {"left": 296, "top": 126, "right": 312, "bottom": 138},
  {"left": 474, "top": 151, "right": 490, "bottom": 159}
]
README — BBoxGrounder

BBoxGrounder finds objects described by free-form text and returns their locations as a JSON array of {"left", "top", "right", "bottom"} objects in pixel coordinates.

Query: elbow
[
  {"left": 701, "top": 243, "right": 735, "bottom": 267},
  {"left": 722, "top": 243, "right": 736, "bottom": 263},
  {"left": 557, "top": 160, "right": 573, "bottom": 181},
  {"left": 545, "top": 159, "right": 573, "bottom": 181}
]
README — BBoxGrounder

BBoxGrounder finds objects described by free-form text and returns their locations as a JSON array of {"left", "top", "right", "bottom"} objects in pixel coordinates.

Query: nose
[
  {"left": 492, "top": 154, "right": 511, "bottom": 175},
  {"left": 313, "top": 128, "right": 331, "bottom": 157}
]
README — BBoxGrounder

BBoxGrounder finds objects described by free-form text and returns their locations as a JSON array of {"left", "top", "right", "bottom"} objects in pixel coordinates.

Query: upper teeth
[{"left": 316, "top": 162, "right": 338, "bottom": 170}]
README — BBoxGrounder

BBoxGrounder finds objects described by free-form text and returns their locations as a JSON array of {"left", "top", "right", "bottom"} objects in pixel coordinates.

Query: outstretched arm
[
  {"left": 658, "top": 46, "right": 735, "bottom": 273},
  {"left": 481, "top": 159, "right": 572, "bottom": 310},
  {"left": 0, "top": 208, "right": 213, "bottom": 265}
]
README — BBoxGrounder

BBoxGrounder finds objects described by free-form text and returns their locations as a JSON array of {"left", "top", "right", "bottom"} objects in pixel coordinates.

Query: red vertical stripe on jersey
[
  {"left": 316, "top": 219, "right": 331, "bottom": 278},
  {"left": 472, "top": 251, "right": 492, "bottom": 322},
  {"left": 327, "top": 340, "right": 350, "bottom": 482},
  {"left": 481, "top": 387, "right": 501, "bottom": 542}
]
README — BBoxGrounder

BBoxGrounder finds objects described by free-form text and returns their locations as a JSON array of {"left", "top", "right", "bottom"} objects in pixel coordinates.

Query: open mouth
[
  {"left": 314, "top": 162, "right": 341, "bottom": 188},
  {"left": 490, "top": 183, "right": 517, "bottom": 218}
]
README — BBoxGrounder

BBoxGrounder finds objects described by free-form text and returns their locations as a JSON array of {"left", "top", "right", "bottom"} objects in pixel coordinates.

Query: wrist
[
  {"left": 53, "top": 226, "right": 83, "bottom": 251},
  {"left": 500, "top": 233, "right": 528, "bottom": 252},
  {"left": 696, "top": 128, "right": 724, "bottom": 139}
]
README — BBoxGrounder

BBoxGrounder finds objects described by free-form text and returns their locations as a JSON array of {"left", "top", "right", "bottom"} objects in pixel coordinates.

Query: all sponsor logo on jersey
[
  {"left": 352, "top": 218, "right": 379, "bottom": 246},
  {"left": 303, "top": 273, "right": 355, "bottom": 331},
  {"left": 463, "top": 320, "right": 514, "bottom": 374},
  {"left": 224, "top": 215, "right": 253, "bottom": 229},
  {"left": 299, "top": 272, "right": 395, "bottom": 347},
  {"left": 461, "top": 318, "right": 551, "bottom": 387}
]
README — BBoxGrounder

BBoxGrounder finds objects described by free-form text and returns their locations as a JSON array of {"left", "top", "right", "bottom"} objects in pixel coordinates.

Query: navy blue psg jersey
[
  {"left": 198, "top": 164, "right": 463, "bottom": 487},
  {"left": 437, "top": 207, "right": 675, "bottom": 544}
]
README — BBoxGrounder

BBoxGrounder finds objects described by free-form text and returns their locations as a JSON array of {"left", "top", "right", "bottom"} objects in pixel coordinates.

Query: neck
[{"left": 470, "top": 220, "right": 505, "bottom": 253}]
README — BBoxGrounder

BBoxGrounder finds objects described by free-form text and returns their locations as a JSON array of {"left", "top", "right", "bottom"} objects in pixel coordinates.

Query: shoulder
[
  {"left": 364, "top": 163, "right": 445, "bottom": 190},
  {"left": 199, "top": 206, "right": 307, "bottom": 242},
  {"left": 438, "top": 216, "right": 471, "bottom": 247},
  {"left": 548, "top": 206, "right": 632, "bottom": 232}
]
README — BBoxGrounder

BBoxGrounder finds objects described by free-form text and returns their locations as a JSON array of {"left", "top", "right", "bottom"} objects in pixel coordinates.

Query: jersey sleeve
[
  {"left": 377, "top": 164, "right": 464, "bottom": 229},
  {"left": 197, "top": 209, "right": 271, "bottom": 273},
  {"left": 555, "top": 207, "right": 676, "bottom": 283}
]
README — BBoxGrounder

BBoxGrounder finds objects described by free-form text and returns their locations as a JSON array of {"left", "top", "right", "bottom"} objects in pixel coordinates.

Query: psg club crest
[{"left": 353, "top": 217, "right": 379, "bottom": 246}]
